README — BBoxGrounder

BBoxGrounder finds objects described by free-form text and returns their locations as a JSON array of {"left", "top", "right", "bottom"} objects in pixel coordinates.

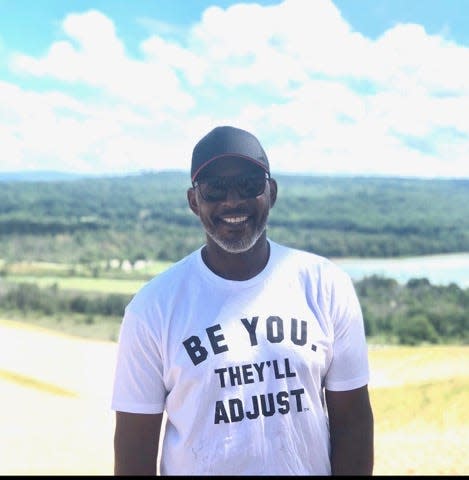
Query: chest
[{"left": 161, "top": 278, "right": 334, "bottom": 393}]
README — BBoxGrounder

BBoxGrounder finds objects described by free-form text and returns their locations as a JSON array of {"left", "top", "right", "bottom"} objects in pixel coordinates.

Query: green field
[
  {"left": 5, "top": 274, "right": 146, "bottom": 294},
  {"left": 2, "top": 259, "right": 172, "bottom": 294}
]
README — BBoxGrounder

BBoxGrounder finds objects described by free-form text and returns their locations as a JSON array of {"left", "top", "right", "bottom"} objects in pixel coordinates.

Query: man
[{"left": 112, "top": 125, "right": 374, "bottom": 475}]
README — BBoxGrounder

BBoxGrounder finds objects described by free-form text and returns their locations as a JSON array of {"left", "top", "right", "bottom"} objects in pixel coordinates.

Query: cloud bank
[{"left": 2, "top": 0, "right": 468, "bottom": 178}]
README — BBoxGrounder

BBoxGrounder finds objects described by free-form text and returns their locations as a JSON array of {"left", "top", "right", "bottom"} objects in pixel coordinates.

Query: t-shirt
[{"left": 111, "top": 239, "right": 369, "bottom": 475}]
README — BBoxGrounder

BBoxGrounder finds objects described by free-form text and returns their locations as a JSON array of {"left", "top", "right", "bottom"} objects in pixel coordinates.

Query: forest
[
  {"left": 0, "top": 171, "right": 468, "bottom": 263},
  {"left": 0, "top": 172, "right": 467, "bottom": 346}
]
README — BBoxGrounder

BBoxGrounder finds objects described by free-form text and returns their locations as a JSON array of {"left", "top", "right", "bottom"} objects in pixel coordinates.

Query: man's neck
[{"left": 202, "top": 235, "right": 270, "bottom": 281}]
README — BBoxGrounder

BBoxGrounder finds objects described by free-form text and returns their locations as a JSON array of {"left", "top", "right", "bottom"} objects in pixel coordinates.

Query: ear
[
  {"left": 187, "top": 187, "right": 200, "bottom": 216},
  {"left": 268, "top": 178, "right": 278, "bottom": 208}
]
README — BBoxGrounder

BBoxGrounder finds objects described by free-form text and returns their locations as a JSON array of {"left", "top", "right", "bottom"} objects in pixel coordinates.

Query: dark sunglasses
[{"left": 193, "top": 172, "right": 270, "bottom": 202}]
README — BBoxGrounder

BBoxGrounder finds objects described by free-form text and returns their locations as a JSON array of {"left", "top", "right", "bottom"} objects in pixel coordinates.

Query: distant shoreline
[{"left": 333, "top": 252, "right": 469, "bottom": 288}]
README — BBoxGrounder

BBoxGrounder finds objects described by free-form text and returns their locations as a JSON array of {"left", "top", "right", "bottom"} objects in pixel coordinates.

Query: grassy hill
[{"left": 0, "top": 318, "right": 467, "bottom": 475}]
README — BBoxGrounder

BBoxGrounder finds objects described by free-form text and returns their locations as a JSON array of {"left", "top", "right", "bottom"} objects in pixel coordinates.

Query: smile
[{"left": 221, "top": 215, "right": 249, "bottom": 224}]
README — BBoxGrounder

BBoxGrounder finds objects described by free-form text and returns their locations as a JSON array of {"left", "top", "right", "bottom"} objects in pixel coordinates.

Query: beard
[{"left": 204, "top": 216, "right": 268, "bottom": 254}]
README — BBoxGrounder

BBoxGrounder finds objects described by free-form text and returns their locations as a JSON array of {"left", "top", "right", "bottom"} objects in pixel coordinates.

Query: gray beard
[{"left": 205, "top": 221, "right": 267, "bottom": 254}]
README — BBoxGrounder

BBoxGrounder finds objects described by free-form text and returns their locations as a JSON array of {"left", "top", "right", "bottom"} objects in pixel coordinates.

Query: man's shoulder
[
  {"left": 270, "top": 240, "right": 349, "bottom": 279},
  {"left": 271, "top": 240, "right": 332, "bottom": 266}
]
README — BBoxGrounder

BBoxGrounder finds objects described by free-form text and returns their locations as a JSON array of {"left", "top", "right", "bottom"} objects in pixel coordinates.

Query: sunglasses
[{"left": 193, "top": 172, "right": 270, "bottom": 202}]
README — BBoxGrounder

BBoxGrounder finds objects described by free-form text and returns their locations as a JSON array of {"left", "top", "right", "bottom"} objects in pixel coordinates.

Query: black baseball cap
[{"left": 191, "top": 126, "right": 270, "bottom": 182}]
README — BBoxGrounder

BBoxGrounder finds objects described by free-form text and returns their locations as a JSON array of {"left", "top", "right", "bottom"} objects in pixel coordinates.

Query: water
[{"left": 332, "top": 253, "right": 469, "bottom": 288}]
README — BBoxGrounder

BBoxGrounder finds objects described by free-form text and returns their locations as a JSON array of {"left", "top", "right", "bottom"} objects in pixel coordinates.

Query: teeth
[{"left": 223, "top": 216, "right": 248, "bottom": 223}]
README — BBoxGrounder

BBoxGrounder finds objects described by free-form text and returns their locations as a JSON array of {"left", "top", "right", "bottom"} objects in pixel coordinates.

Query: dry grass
[
  {"left": 368, "top": 345, "right": 469, "bottom": 475},
  {"left": 0, "top": 319, "right": 116, "bottom": 475},
  {"left": 0, "top": 318, "right": 467, "bottom": 475}
]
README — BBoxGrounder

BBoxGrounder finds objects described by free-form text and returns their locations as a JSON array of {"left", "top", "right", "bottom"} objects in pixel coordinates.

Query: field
[
  {"left": 1, "top": 259, "right": 173, "bottom": 294},
  {"left": 369, "top": 345, "right": 468, "bottom": 475},
  {"left": 0, "top": 318, "right": 467, "bottom": 475}
]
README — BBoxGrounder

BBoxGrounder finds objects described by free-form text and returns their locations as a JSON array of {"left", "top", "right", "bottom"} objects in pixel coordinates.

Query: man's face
[{"left": 187, "top": 157, "right": 277, "bottom": 254}]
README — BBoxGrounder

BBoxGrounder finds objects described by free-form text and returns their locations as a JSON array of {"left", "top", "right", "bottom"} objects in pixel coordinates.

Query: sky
[{"left": 0, "top": 0, "right": 468, "bottom": 178}]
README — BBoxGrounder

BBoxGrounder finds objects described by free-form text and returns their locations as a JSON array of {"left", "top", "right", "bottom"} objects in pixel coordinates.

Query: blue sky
[{"left": 1, "top": 0, "right": 468, "bottom": 178}]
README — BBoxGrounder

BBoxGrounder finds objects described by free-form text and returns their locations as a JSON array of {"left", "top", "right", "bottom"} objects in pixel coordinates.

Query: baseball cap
[{"left": 191, "top": 126, "right": 270, "bottom": 182}]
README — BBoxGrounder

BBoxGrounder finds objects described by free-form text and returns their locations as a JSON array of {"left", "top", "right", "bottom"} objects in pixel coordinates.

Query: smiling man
[
  {"left": 111, "top": 125, "right": 374, "bottom": 476},
  {"left": 188, "top": 126, "right": 276, "bottom": 280}
]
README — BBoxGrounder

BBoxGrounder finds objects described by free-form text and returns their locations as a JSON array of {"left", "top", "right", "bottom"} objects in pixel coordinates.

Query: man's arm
[
  {"left": 114, "top": 411, "right": 164, "bottom": 476},
  {"left": 325, "top": 385, "right": 374, "bottom": 475}
]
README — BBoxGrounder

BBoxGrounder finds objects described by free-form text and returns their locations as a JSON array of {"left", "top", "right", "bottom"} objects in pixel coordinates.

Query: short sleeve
[
  {"left": 324, "top": 270, "right": 369, "bottom": 391},
  {"left": 111, "top": 309, "right": 166, "bottom": 413}
]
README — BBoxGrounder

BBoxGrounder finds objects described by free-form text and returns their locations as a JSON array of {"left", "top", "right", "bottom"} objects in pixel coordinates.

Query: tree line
[{"left": 0, "top": 172, "right": 468, "bottom": 263}]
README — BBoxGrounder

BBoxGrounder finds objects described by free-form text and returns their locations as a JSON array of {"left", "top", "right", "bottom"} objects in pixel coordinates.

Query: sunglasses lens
[
  {"left": 197, "top": 174, "right": 267, "bottom": 202},
  {"left": 201, "top": 178, "right": 227, "bottom": 202},
  {"left": 237, "top": 176, "right": 266, "bottom": 198}
]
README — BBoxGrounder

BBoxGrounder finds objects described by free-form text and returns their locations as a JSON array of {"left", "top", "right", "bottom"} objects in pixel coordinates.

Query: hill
[
  {"left": 0, "top": 171, "right": 467, "bottom": 263},
  {"left": 1, "top": 319, "right": 467, "bottom": 475}
]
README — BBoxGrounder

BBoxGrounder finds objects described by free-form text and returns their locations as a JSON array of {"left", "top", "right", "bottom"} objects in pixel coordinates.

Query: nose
[{"left": 224, "top": 185, "right": 243, "bottom": 203}]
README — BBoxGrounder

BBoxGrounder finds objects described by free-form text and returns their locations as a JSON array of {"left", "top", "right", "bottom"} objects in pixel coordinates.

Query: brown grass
[
  {"left": 368, "top": 345, "right": 469, "bottom": 475},
  {"left": 0, "top": 319, "right": 467, "bottom": 475}
]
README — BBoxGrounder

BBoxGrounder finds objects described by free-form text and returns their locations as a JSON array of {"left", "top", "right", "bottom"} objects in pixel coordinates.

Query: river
[{"left": 332, "top": 252, "right": 469, "bottom": 288}]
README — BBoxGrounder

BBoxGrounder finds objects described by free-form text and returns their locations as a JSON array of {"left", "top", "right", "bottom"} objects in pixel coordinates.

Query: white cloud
[
  {"left": 0, "top": 80, "right": 191, "bottom": 173},
  {"left": 11, "top": 10, "right": 194, "bottom": 112},
  {"left": 2, "top": 0, "right": 469, "bottom": 177},
  {"left": 141, "top": 35, "right": 206, "bottom": 86},
  {"left": 62, "top": 9, "right": 125, "bottom": 58}
]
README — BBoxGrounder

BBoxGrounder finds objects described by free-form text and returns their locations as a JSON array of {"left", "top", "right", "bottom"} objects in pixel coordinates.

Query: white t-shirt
[{"left": 111, "top": 239, "right": 369, "bottom": 475}]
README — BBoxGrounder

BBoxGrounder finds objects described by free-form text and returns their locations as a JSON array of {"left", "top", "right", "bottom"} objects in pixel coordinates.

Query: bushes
[
  {"left": 1, "top": 275, "right": 468, "bottom": 346},
  {"left": 392, "top": 314, "right": 439, "bottom": 345},
  {"left": 2, "top": 282, "right": 131, "bottom": 318},
  {"left": 4, "top": 282, "right": 63, "bottom": 315},
  {"left": 358, "top": 276, "right": 469, "bottom": 345}
]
